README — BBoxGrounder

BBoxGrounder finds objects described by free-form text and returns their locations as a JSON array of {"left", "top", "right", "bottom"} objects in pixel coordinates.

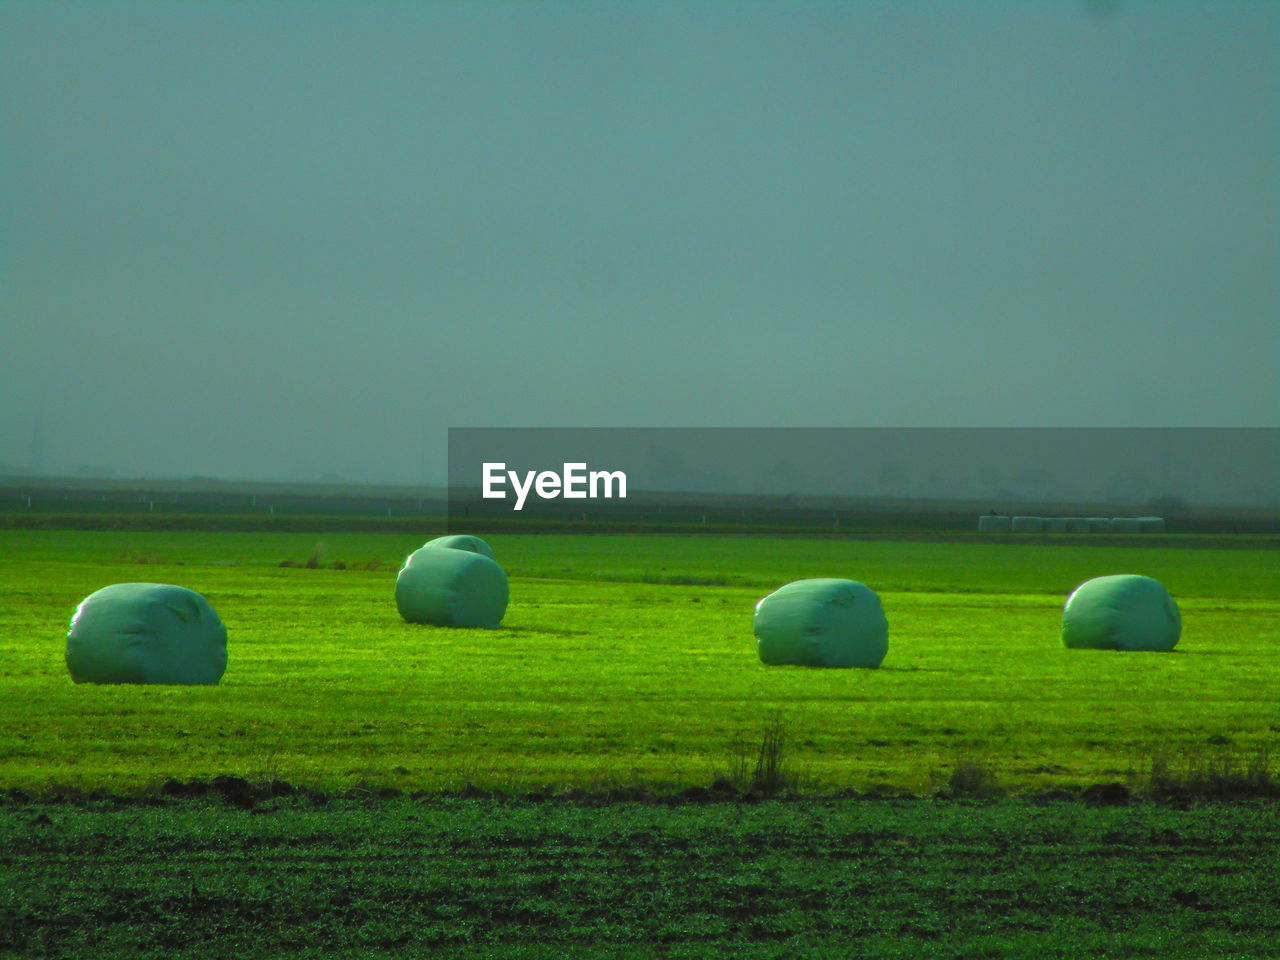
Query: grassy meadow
[
  {"left": 1, "top": 530, "right": 1276, "bottom": 795},
  {"left": 3, "top": 527, "right": 1279, "bottom": 959}
]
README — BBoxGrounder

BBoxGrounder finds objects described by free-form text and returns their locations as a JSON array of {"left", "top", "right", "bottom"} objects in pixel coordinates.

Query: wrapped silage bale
[
  {"left": 1064, "top": 518, "right": 1090, "bottom": 533},
  {"left": 1137, "top": 516, "right": 1166, "bottom": 533},
  {"left": 395, "top": 545, "right": 508, "bottom": 628},
  {"left": 66, "top": 583, "right": 228, "bottom": 685},
  {"left": 978, "top": 515, "right": 1011, "bottom": 533},
  {"left": 421, "top": 534, "right": 496, "bottom": 560},
  {"left": 754, "top": 579, "right": 888, "bottom": 669},
  {"left": 1061, "top": 575, "right": 1181, "bottom": 651},
  {"left": 1043, "top": 518, "right": 1068, "bottom": 533},
  {"left": 1087, "top": 517, "right": 1113, "bottom": 533},
  {"left": 1011, "top": 516, "right": 1044, "bottom": 533},
  {"left": 1111, "top": 518, "right": 1142, "bottom": 533}
]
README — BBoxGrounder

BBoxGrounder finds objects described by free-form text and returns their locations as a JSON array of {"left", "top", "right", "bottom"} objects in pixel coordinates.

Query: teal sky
[{"left": 2, "top": 1, "right": 1275, "bottom": 483}]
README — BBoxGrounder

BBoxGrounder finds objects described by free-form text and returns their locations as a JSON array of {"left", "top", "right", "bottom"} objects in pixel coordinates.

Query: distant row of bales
[
  {"left": 64, "top": 534, "right": 1182, "bottom": 687},
  {"left": 979, "top": 515, "right": 1165, "bottom": 534}
]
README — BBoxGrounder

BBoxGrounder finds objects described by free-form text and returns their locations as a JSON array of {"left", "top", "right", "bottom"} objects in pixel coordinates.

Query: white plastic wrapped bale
[
  {"left": 1087, "top": 518, "right": 1113, "bottom": 533},
  {"left": 978, "top": 515, "right": 1011, "bottom": 533},
  {"left": 1043, "top": 518, "right": 1068, "bottom": 533},
  {"left": 754, "top": 579, "right": 888, "bottom": 669},
  {"left": 395, "top": 545, "right": 508, "bottom": 628},
  {"left": 1111, "top": 518, "right": 1142, "bottom": 533},
  {"left": 66, "top": 583, "right": 228, "bottom": 685},
  {"left": 1011, "top": 516, "right": 1044, "bottom": 533},
  {"left": 1064, "top": 518, "right": 1090, "bottom": 533},
  {"left": 1061, "top": 575, "right": 1181, "bottom": 651},
  {"left": 420, "top": 534, "right": 496, "bottom": 560},
  {"left": 1137, "top": 516, "right": 1166, "bottom": 533}
]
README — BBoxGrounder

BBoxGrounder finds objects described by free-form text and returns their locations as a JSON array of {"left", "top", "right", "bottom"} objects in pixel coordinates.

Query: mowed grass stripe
[{"left": 3, "top": 530, "right": 1276, "bottom": 596}]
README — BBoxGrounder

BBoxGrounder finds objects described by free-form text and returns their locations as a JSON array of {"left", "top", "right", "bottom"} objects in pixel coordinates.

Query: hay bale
[
  {"left": 1011, "top": 516, "right": 1044, "bottom": 533},
  {"left": 395, "top": 545, "right": 508, "bottom": 628},
  {"left": 978, "top": 515, "right": 1011, "bottom": 533},
  {"left": 1111, "top": 518, "right": 1142, "bottom": 533},
  {"left": 66, "top": 583, "right": 228, "bottom": 685},
  {"left": 1137, "top": 516, "right": 1165, "bottom": 533},
  {"left": 1064, "top": 518, "right": 1090, "bottom": 533},
  {"left": 1061, "top": 575, "right": 1181, "bottom": 651},
  {"left": 1087, "top": 517, "right": 1113, "bottom": 533},
  {"left": 1043, "top": 518, "right": 1068, "bottom": 533},
  {"left": 421, "top": 535, "right": 496, "bottom": 560},
  {"left": 754, "top": 579, "right": 888, "bottom": 668}
]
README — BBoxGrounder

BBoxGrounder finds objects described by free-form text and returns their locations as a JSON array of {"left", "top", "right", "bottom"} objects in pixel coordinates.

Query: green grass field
[
  {"left": 2, "top": 530, "right": 1276, "bottom": 794},
  {"left": 3, "top": 528, "right": 1279, "bottom": 959}
]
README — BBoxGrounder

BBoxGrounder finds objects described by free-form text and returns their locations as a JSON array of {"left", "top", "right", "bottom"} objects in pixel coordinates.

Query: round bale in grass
[
  {"left": 754, "top": 579, "right": 888, "bottom": 668},
  {"left": 1061, "top": 575, "right": 1181, "bottom": 652},
  {"left": 1043, "top": 517, "right": 1068, "bottom": 533},
  {"left": 395, "top": 545, "right": 508, "bottom": 628},
  {"left": 978, "top": 515, "right": 1011, "bottom": 533},
  {"left": 1011, "top": 516, "right": 1044, "bottom": 533},
  {"left": 66, "top": 583, "right": 227, "bottom": 685},
  {"left": 421, "top": 534, "right": 496, "bottom": 560}
]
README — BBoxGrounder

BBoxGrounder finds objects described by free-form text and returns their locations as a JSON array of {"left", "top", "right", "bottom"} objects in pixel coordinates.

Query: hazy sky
[{"left": 2, "top": 1, "right": 1275, "bottom": 483}]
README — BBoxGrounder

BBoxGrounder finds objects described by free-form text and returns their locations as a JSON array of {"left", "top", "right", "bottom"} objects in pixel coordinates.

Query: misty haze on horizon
[
  {"left": 2, "top": 2, "right": 1275, "bottom": 487},
  {"left": 1, "top": 428, "right": 1275, "bottom": 509},
  {"left": 449, "top": 427, "right": 1277, "bottom": 508}
]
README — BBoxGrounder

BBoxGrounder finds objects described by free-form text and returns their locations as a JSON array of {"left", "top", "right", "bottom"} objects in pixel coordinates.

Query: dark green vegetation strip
[
  {"left": 4, "top": 511, "right": 1278, "bottom": 547},
  {"left": 2, "top": 797, "right": 1277, "bottom": 959}
]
